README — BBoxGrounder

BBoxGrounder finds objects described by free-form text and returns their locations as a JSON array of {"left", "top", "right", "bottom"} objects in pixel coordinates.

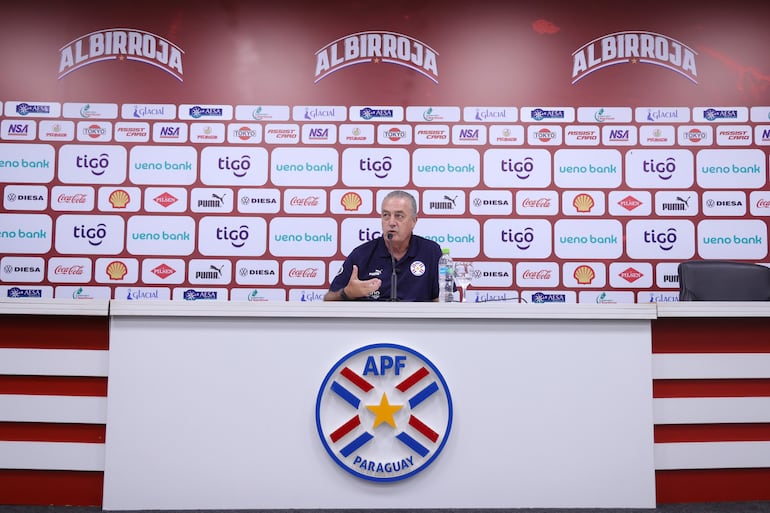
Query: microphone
[{"left": 386, "top": 233, "right": 398, "bottom": 302}]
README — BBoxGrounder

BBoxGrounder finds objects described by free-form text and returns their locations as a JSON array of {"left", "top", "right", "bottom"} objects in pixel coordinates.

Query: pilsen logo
[
  {"left": 58, "top": 28, "right": 184, "bottom": 81},
  {"left": 572, "top": 31, "right": 697, "bottom": 84},
  {"left": 315, "top": 31, "right": 439, "bottom": 84}
]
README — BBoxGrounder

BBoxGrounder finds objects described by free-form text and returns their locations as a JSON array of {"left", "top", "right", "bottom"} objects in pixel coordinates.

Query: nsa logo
[{"left": 315, "top": 343, "right": 452, "bottom": 482}]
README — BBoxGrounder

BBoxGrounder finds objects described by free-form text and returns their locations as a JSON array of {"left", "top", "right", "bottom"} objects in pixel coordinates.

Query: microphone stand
[{"left": 386, "top": 233, "right": 398, "bottom": 302}]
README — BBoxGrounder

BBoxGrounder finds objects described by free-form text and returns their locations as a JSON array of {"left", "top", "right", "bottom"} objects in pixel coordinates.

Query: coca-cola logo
[
  {"left": 288, "top": 267, "right": 319, "bottom": 278},
  {"left": 289, "top": 196, "right": 320, "bottom": 206},
  {"left": 57, "top": 193, "right": 87, "bottom": 204},
  {"left": 756, "top": 199, "right": 770, "bottom": 209},
  {"left": 54, "top": 265, "right": 85, "bottom": 275},
  {"left": 522, "top": 269, "right": 552, "bottom": 279},
  {"left": 521, "top": 197, "right": 551, "bottom": 208}
]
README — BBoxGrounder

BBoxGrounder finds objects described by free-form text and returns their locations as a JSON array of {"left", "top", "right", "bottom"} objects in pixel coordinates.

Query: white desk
[{"left": 103, "top": 301, "right": 657, "bottom": 510}]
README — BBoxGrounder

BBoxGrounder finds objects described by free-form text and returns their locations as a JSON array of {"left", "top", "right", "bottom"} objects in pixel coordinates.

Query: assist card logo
[{"left": 315, "top": 343, "right": 452, "bottom": 482}]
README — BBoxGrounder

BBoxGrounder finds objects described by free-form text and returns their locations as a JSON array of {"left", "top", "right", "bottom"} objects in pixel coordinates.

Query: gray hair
[{"left": 383, "top": 190, "right": 417, "bottom": 218}]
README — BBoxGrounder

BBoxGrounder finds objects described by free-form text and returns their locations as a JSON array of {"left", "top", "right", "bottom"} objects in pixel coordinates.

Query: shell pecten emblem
[
  {"left": 340, "top": 192, "right": 362, "bottom": 211},
  {"left": 108, "top": 189, "right": 130, "bottom": 208},
  {"left": 573, "top": 264, "right": 596, "bottom": 285},
  {"left": 106, "top": 260, "right": 128, "bottom": 280},
  {"left": 572, "top": 193, "right": 594, "bottom": 213}
]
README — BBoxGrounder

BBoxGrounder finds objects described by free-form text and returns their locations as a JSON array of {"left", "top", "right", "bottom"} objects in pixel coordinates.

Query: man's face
[{"left": 381, "top": 196, "right": 417, "bottom": 243}]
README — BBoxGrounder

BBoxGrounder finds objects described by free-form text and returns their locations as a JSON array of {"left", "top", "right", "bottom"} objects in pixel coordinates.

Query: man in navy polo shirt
[{"left": 324, "top": 190, "right": 442, "bottom": 302}]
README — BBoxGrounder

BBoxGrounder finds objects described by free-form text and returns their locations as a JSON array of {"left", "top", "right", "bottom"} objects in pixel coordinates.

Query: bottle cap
[{"left": 442, "top": 248, "right": 450, "bottom": 254}]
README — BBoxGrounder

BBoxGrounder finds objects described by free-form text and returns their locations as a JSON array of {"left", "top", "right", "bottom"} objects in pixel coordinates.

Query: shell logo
[
  {"left": 341, "top": 192, "right": 363, "bottom": 211},
  {"left": 109, "top": 189, "right": 130, "bottom": 208},
  {"left": 106, "top": 260, "right": 128, "bottom": 280},
  {"left": 573, "top": 265, "right": 596, "bottom": 285},
  {"left": 572, "top": 193, "right": 595, "bottom": 213}
]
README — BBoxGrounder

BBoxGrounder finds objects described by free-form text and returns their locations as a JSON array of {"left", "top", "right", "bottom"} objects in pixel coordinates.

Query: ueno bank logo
[{"left": 316, "top": 343, "right": 452, "bottom": 482}]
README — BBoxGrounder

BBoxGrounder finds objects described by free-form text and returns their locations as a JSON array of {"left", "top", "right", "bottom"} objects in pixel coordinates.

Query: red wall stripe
[
  {"left": 652, "top": 318, "right": 770, "bottom": 354},
  {"left": 0, "top": 470, "right": 103, "bottom": 506},
  {"left": 653, "top": 378, "right": 770, "bottom": 398},
  {"left": 0, "top": 376, "right": 108, "bottom": 396},
  {"left": 0, "top": 315, "right": 109, "bottom": 350},
  {"left": 656, "top": 468, "right": 770, "bottom": 503},
  {"left": 0, "top": 422, "right": 106, "bottom": 443},
  {"left": 655, "top": 423, "right": 770, "bottom": 443}
]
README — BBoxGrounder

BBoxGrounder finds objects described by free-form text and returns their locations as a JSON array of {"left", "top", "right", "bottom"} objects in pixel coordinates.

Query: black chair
[{"left": 677, "top": 260, "right": 770, "bottom": 301}]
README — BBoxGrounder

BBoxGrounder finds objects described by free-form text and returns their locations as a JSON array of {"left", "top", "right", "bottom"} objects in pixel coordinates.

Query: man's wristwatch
[{"left": 339, "top": 288, "right": 350, "bottom": 300}]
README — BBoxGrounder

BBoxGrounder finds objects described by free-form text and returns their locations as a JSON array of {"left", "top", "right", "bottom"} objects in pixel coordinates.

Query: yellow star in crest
[{"left": 366, "top": 392, "right": 403, "bottom": 429}]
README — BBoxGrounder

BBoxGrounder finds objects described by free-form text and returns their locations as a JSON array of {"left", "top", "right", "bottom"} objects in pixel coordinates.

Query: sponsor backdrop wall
[{"left": 2, "top": 0, "right": 770, "bottom": 303}]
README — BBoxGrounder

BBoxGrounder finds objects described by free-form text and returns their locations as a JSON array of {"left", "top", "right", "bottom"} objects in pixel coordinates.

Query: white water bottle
[{"left": 438, "top": 247, "right": 454, "bottom": 302}]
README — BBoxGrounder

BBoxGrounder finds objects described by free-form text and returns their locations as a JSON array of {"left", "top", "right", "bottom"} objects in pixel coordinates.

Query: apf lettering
[{"left": 363, "top": 355, "right": 407, "bottom": 376}]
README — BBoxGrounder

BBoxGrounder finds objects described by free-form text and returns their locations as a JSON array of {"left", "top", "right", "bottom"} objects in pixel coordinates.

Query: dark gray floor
[{"left": 3, "top": 504, "right": 770, "bottom": 513}]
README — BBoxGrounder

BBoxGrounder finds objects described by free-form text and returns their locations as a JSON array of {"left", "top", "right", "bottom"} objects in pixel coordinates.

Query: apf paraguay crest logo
[{"left": 315, "top": 343, "right": 452, "bottom": 482}]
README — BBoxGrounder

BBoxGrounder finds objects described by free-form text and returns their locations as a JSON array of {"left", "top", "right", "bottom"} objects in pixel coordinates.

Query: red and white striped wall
[
  {"left": 652, "top": 316, "right": 770, "bottom": 503},
  {"left": 1, "top": 301, "right": 769, "bottom": 506},
  {"left": 0, "top": 301, "right": 109, "bottom": 506}
]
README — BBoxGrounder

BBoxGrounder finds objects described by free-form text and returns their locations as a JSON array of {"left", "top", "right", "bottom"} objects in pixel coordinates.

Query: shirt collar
[{"left": 379, "top": 234, "right": 415, "bottom": 261}]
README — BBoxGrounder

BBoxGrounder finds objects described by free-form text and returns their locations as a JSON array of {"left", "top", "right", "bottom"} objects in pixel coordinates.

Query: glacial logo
[{"left": 316, "top": 343, "right": 452, "bottom": 482}]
